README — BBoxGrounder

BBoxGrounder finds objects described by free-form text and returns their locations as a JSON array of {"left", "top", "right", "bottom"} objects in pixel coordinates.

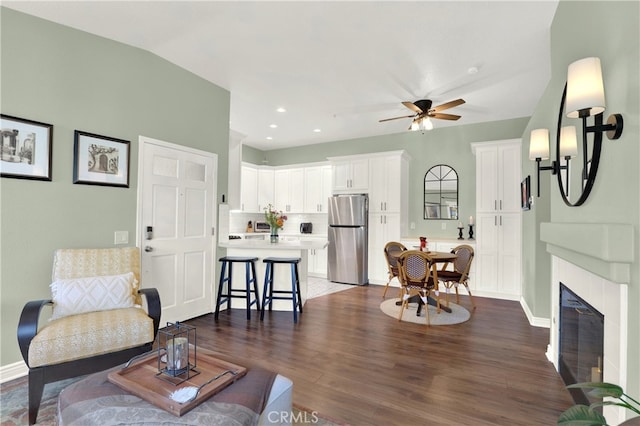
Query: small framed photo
[
  {"left": 1, "top": 114, "right": 53, "bottom": 181},
  {"left": 73, "top": 130, "right": 130, "bottom": 187},
  {"left": 521, "top": 175, "right": 531, "bottom": 211}
]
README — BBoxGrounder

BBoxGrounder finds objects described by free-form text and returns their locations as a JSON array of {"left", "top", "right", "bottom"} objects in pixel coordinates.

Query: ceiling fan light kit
[{"left": 379, "top": 98, "right": 466, "bottom": 131}]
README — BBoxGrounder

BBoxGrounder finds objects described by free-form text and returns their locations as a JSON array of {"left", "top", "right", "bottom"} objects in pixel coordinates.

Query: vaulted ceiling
[{"left": 3, "top": 1, "right": 559, "bottom": 150}]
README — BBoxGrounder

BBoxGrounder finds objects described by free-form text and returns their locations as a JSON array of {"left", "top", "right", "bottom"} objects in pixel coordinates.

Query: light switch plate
[
  {"left": 114, "top": 231, "right": 129, "bottom": 245},
  {"left": 441, "top": 222, "right": 447, "bottom": 230}
]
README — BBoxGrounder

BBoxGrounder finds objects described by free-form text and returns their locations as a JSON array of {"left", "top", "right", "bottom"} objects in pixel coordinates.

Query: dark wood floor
[{"left": 185, "top": 284, "right": 574, "bottom": 425}]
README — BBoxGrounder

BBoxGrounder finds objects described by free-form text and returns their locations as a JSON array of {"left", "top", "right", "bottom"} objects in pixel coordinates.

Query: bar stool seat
[
  {"left": 260, "top": 257, "right": 303, "bottom": 323},
  {"left": 215, "top": 256, "right": 261, "bottom": 320}
]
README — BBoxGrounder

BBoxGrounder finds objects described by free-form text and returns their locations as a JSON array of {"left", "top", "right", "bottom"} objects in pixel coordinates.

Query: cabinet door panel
[
  {"left": 476, "top": 148, "right": 499, "bottom": 213},
  {"left": 241, "top": 166, "right": 258, "bottom": 212},
  {"left": 498, "top": 213, "right": 521, "bottom": 294},
  {"left": 257, "top": 168, "right": 274, "bottom": 212},
  {"left": 499, "top": 145, "right": 522, "bottom": 212},
  {"left": 350, "top": 158, "right": 369, "bottom": 191}
]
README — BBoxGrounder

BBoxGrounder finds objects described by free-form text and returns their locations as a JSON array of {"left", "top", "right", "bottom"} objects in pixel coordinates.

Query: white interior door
[{"left": 138, "top": 136, "right": 217, "bottom": 325}]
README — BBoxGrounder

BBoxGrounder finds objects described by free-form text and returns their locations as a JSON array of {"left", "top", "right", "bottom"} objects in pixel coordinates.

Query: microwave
[{"left": 254, "top": 221, "right": 270, "bottom": 232}]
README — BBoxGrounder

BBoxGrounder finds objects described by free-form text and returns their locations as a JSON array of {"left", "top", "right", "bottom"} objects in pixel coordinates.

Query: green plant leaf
[
  {"left": 567, "top": 382, "right": 623, "bottom": 399},
  {"left": 558, "top": 405, "right": 608, "bottom": 426}
]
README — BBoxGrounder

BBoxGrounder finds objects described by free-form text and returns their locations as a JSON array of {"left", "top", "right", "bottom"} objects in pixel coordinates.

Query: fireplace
[{"left": 558, "top": 283, "right": 604, "bottom": 407}]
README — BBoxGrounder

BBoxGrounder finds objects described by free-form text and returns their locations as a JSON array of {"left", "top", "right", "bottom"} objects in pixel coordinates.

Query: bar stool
[
  {"left": 260, "top": 257, "right": 303, "bottom": 323},
  {"left": 215, "top": 256, "right": 261, "bottom": 320}
]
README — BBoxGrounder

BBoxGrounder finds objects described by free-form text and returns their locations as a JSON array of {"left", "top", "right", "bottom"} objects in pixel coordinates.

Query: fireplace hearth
[{"left": 559, "top": 282, "right": 604, "bottom": 407}]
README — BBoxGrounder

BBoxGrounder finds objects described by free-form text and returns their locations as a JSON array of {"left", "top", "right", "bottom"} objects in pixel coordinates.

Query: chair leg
[
  {"left": 398, "top": 289, "right": 408, "bottom": 321},
  {"left": 463, "top": 282, "right": 476, "bottom": 309},
  {"left": 260, "top": 262, "right": 272, "bottom": 321},
  {"left": 214, "top": 261, "right": 228, "bottom": 320},
  {"left": 28, "top": 369, "right": 45, "bottom": 425}
]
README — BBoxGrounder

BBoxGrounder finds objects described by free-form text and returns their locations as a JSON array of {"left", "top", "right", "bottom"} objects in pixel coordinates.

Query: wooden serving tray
[{"left": 108, "top": 350, "right": 247, "bottom": 416}]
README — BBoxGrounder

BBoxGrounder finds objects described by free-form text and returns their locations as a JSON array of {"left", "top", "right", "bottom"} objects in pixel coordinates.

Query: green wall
[
  {"left": 0, "top": 9, "right": 230, "bottom": 367},
  {"left": 247, "top": 117, "right": 530, "bottom": 239},
  {"left": 542, "top": 0, "right": 639, "bottom": 400}
]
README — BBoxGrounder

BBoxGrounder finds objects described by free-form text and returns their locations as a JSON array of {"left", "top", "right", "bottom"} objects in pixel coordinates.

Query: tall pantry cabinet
[{"left": 471, "top": 139, "right": 522, "bottom": 300}]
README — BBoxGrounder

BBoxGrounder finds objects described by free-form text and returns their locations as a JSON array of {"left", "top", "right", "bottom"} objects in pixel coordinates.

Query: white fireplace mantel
[{"left": 540, "top": 222, "right": 634, "bottom": 284}]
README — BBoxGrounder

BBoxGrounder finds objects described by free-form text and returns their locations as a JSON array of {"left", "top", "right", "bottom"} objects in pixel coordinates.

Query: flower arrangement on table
[{"left": 264, "top": 204, "right": 287, "bottom": 236}]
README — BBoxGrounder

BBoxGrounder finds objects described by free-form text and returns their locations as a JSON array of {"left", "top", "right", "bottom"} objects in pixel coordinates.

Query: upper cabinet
[
  {"left": 472, "top": 141, "right": 521, "bottom": 213},
  {"left": 274, "top": 167, "right": 305, "bottom": 213},
  {"left": 257, "top": 168, "right": 274, "bottom": 213},
  {"left": 240, "top": 164, "right": 258, "bottom": 212},
  {"left": 329, "top": 157, "right": 369, "bottom": 193},
  {"left": 368, "top": 152, "right": 410, "bottom": 214},
  {"left": 304, "top": 165, "right": 332, "bottom": 213}
]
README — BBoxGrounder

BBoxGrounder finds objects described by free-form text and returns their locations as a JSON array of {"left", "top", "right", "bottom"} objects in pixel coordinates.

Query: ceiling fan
[{"left": 379, "top": 98, "right": 465, "bottom": 130}]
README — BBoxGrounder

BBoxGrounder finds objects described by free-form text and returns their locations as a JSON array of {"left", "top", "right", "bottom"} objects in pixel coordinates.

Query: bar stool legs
[
  {"left": 215, "top": 256, "right": 261, "bottom": 320},
  {"left": 260, "top": 257, "right": 303, "bottom": 323}
]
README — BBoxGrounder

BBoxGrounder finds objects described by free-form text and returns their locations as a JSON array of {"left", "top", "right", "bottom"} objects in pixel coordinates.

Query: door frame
[{"left": 136, "top": 135, "right": 218, "bottom": 313}]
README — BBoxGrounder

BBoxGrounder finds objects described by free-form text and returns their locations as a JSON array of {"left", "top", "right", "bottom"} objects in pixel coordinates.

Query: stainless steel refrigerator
[{"left": 327, "top": 194, "right": 369, "bottom": 285}]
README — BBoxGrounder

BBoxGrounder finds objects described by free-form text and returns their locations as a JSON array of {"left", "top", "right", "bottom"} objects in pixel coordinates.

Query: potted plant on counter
[{"left": 558, "top": 382, "right": 640, "bottom": 425}]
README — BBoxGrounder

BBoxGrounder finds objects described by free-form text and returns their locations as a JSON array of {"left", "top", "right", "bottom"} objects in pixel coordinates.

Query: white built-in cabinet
[
  {"left": 471, "top": 139, "right": 522, "bottom": 300},
  {"left": 304, "top": 165, "right": 332, "bottom": 213},
  {"left": 329, "top": 157, "right": 369, "bottom": 192},
  {"left": 274, "top": 167, "right": 304, "bottom": 213},
  {"left": 257, "top": 168, "right": 274, "bottom": 213},
  {"left": 240, "top": 164, "right": 258, "bottom": 212},
  {"left": 240, "top": 162, "right": 331, "bottom": 214}
]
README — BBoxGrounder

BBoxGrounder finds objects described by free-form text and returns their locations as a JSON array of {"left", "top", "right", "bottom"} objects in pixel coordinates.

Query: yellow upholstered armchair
[{"left": 17, "top": 247, "right": 161, "bottom": 425}]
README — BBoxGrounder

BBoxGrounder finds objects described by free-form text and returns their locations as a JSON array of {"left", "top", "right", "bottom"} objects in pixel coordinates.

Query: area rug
[
  {"left": 380, "top": 298, "right": 470, "bottom": 325},
  {"left": 1, "top": 375, "right": 344, "bottom": 426}
]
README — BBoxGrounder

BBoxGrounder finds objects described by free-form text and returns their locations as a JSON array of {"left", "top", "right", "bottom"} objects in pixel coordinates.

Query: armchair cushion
[
  {"left": 28, "top": 307, "right": 154, "bottom": 368},
  {"left": 50, "top": 272, "right": 138, "bottom": 320}
]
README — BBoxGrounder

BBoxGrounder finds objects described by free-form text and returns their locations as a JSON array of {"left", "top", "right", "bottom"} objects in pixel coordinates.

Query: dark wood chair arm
[
  {"left": 138, "top": 288, "right": 161, "bottom": 338},
  {"left": 17, "top": 299, "right": 53, "bottom": 365}
]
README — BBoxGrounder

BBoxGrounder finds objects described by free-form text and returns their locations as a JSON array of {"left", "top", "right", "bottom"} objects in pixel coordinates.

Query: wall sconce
[
  {"left": 529, "top": 128, "right": 557, "bottom": 197},
  {"left": 555, "top": 57, "right": 624, "bottom": 207}
]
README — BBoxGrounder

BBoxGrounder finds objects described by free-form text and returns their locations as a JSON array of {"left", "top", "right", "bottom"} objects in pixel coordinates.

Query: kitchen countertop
[{"left": 219, "top": 239, "right": 328, "bottom": 250}]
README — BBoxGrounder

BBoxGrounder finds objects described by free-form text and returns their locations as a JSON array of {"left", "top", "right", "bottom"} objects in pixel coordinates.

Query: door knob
[{"left": 144, "top": 246, "right": 154, "bottom": 252}]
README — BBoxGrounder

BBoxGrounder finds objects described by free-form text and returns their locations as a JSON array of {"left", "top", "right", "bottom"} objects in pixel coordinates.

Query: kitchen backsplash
[{"left": 229, "top": 211, "right": 328, "bottom": 235}]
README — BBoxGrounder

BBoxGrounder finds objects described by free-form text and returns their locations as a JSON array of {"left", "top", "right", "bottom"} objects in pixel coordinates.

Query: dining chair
[
  {"left": 437, "top": 244, "right": 476, "bottom": 309},
  {"left": 396, "top": 250, "right": 439, "bottom": 326},
  {"left": 382, "top": 241, "right": 407, "bottom": 299}
]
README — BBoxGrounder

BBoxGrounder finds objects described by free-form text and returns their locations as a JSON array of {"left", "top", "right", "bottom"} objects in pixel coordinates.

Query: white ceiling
[{"left": 3, "top": 1, "right": 559, "bottom": 150}]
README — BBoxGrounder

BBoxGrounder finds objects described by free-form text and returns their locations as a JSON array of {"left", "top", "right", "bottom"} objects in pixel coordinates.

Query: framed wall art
[
  {"left": 1, "top": 114, "right": 53, "bottom": 181},
  {"left": 521, "top": 175, "right": 531, "bottom": 211},
  {"left": 73, "top": 130, "right": 130, "bottom": 187}
]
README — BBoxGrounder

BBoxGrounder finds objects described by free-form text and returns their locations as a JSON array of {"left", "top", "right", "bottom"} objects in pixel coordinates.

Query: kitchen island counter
[{"left": 217, "top": 239, "right": 328, "bottom": 312}]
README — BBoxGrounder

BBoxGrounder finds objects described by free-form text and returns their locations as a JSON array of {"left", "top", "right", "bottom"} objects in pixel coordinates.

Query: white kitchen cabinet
[
  {"left": 471, "top": 139, "right": 522, "bottom": 300},
  {"left": 329, "top": 157, "right": 369, "bottom": 193},
  {"left": 369, "top": 151, "right": 409, "bottom": 214},
  {"left": 257, "top": 168, "right": 274, "bottom": 213},
  {"left": 304, "top": 164, "right": 332, "bottom": 213},
  {"left": 274, "top": 167, "right": 304, "bottom": 213},
  {"left": 241, "top": 164, "right": 258, "bottom": 212},
  {"left": 368, "top": 213, "right": 401, "bottom": 283}
]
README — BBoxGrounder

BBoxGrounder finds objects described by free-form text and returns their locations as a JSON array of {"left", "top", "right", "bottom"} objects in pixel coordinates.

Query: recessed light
[
  {"left": 313, "top": 128, "right": 321, "bottom": 133},
  {"left": 276, "top": 107, "right": 286, "bottom": 113},
  {"left": 266, "top": 136, "right": 273, "bottom": 140},
  {"left": 468, "top": 66, "right": 479, "bottom": 75},
  {"left": 269, "top": 124, "right": 278, "bottom": 128}
]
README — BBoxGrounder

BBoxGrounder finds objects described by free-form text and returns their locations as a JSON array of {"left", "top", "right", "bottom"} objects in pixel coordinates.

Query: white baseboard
[
  {"left": 520, "top": 296, "right": 550, "bottom": 328},
  {"left": 0, "top": 360, "right": 28, "bottom": 383}
]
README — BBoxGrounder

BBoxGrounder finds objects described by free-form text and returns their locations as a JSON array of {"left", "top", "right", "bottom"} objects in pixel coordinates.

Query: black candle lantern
[{"left": 157, "top": 322, "right": 199, "bottom": 385}]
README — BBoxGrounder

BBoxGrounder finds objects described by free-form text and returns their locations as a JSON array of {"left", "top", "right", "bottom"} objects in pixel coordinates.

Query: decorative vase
[{"left": 270, "top": 226, "right": 279, "bottom": 243}]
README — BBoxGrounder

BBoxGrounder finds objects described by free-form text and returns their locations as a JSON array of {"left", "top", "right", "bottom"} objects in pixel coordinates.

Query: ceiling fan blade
[
  {"left": 431, "top": 98, "right": 465, "bottom": 112},
  {"left": 402, "top": 101, "right": 423, "bottom": 114},
  {"left": 379, "top": 114, "right": 416, "bottom": 123},
  {"left": 430, "top": 112, "right": 462, "bottom": 121}
]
